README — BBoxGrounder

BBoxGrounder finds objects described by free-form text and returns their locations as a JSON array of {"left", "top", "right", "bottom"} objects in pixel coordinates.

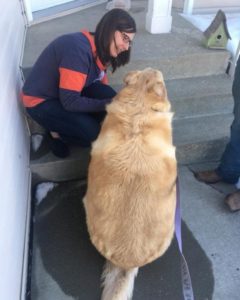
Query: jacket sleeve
[
  {"left": 60, "top": 88, "right": 112, "bottom": 112},
  {"left": 58, "top": 41, "right": 112, "bottom": 112}
]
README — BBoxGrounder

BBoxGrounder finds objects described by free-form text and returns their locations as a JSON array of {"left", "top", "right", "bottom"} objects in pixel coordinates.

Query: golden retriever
[{"left": 83, "top": 68, "right": 177, "bottom": 300}]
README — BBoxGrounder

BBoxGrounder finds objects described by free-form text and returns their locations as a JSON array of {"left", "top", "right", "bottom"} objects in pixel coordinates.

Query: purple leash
[{"left": 175, "top": 178, "right": 194, "bottom": 300}]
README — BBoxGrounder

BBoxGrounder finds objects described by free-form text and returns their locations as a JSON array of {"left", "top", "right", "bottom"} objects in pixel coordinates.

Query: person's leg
[
  {"left": 217, "top": 56, "right": 240, "bottom": 183},
  {"left": 27, "top": 81, "right": 117, "bottom": 149},
  {"left": 195, "top": 57, "right": 240, "bottom": 184},
  {"left": 64, "top": 81, "right": 117, "bottom": 144},
  {"left": 81, "top": 81, "right": 117, "bottom": 99},
  {"left": 27, "top": 100, "right": 104, "bottom": 147}
]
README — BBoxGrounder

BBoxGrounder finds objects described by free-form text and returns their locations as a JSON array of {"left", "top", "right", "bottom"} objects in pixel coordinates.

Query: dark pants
[
  {"left": 217, "top": 56, "right": 240, "bottom": 183},
  {"left": 26, "top": 82, "right": 116, "bottom": 147}
]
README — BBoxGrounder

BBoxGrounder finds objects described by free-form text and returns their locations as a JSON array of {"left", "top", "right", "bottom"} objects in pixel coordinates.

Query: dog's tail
[{"left": 101, "top": 260, "right": 138, "bottom": 300}]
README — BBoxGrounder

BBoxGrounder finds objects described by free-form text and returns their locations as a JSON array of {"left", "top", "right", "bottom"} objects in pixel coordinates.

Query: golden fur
[{"left": 84, "top": 68, "right": 177, "bottom": 270}]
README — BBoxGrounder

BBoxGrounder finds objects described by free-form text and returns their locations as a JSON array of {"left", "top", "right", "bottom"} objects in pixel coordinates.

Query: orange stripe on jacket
[
  {"left": 21, "top": 93, "right": 45, "bottom": 108},
  {"left": 81, "top": 30, "right": 106, "bottom": 72},
  {"left": 59, "top": 67, "right": 87, "bottom": 91}
]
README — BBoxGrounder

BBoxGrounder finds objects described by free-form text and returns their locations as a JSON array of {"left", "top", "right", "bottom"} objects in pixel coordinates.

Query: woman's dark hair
[{"left": 95, "top": 8, "right": 136, "bottom": 73}]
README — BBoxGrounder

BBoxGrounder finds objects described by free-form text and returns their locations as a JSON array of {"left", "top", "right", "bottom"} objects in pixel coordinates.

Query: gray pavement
[
  {"left": 30, "top": 164, "right": 240, "bottom": 300},
  {"left": 180, "top": 164, "right": 240, "bottom": 300}
]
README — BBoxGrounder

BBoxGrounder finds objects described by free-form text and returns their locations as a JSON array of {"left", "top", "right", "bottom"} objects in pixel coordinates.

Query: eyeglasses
[{"left": 121, "top": 32, "right": 133, "bottom": 46}]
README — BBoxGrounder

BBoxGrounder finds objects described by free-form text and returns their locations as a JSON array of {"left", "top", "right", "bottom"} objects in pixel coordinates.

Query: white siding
[
  {"left": 31, "top": 0, "right": 74, "bottom": 12},
  {"left": 194, "top": 0, "right": 240, "bottom": 9},
  {"left": 173, "top": 0, "right": 240, "bottom": 12},
  {"left": 0, "top": 0, "right": 30, "bottom": 299}
]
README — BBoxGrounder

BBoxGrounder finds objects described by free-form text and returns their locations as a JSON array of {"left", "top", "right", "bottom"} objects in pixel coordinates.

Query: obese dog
[{"left": 83, "top": 68, "right": 177, "bottom": 300}]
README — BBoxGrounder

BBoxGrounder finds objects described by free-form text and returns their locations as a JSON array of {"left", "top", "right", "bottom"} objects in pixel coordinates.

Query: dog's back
[{"left": 84, "top": 68, "right": 177, "bottom": 270}]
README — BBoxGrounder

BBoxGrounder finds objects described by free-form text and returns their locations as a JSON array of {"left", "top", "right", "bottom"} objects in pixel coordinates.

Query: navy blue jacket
[{"left": 22, "top": 31, "right": 111, "bottom": 112}]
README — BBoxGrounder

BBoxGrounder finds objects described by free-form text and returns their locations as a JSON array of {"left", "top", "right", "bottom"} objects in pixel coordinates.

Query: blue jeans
[
  {"left": 217, "top": 56, "right": 240, "bottom": 183},
  {"left": 26, "top": 82, "right": 116, "bottom": 147}
]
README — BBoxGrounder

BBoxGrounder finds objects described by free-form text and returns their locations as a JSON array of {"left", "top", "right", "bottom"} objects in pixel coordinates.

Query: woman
[{"left": 22, "top": 9, "right": 136, "bottom": 158}]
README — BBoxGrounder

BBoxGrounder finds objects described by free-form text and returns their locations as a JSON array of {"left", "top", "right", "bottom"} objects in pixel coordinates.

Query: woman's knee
[{"left": 81, "top": 81, "right": 117, "bottom": 99}]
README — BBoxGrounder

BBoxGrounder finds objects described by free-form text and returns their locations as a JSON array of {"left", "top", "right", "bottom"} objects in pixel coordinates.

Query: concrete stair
[
  {"left": 168, "top": 74, "right": 233, "bottom": 164},
  {"left": 22, "top": 2, "right": 234, "bottom": 183},
  {"left": 31, "top": 146, "right": 90, "bottom": 184}
]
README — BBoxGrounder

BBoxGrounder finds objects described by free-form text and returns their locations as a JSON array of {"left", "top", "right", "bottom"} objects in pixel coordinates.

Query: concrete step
[
  {"left": 30, "top": 112, "right": 233, "bottom": 183},
  {"left": 109, "top": 50, "right": 230, "bottom": 85},
  {"left": 27, "top": 73, "right": 233, "bottom": 183},
  {"left": 113, "top": 74, "right": 234, "bottom": 119},
  {"left": 31, "top": 146, "right": 90, "bottom": 185},
  {"left": 173, "top": 113, "right": 232, "bottom": 145},
  {"left": 166, "top": 74, "right": 232, "bottom": 102},
  {"left": 169, "top": 75, "right": 233, "bottom": 119},
  {"left": 172, "top": 93, "right": 233, "bottom": 120},
  {"left": 29, "top": 73, "right": 234, "bottom": 182},
  {"left": 22, "top": 48, "right": 230, "bottom": 86},
  {"left": 173, "top": 113, "right": 233, "bottom": 164}
]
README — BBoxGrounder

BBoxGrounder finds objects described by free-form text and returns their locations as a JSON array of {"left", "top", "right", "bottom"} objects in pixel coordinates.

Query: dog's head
[{"left": 122, "top": 68, "right": 171, "bottom": 113}]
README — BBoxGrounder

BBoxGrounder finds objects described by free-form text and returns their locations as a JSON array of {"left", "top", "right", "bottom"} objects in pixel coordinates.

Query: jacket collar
[{"left": 82, "top": 30, "right": 106, "bottom": 71}]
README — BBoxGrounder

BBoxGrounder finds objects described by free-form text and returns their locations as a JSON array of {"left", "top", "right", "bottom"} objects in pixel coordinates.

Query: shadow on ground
[{"left": 31, "top": 180, "right": 214, "bottom": 300}]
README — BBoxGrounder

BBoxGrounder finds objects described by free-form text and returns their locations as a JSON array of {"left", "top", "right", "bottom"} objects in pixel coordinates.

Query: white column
[
  {"left": 146, "top": 0, "right": 172, "bottom": 34},
  {"left": 22, "top": 0, "right": 33, "bottom": 23},
  {"left": 229, "top": 41, "right": 240, "bottom": 78},
  {"left": 183, "top": 0, "right": 194, "bottom": 15}
]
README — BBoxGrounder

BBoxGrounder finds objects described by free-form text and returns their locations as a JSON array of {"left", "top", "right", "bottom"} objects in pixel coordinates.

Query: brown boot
[
  {"left": 225, "top": 190, "right": 240, "bottom": 212},
  {"left": 194, "top": 170, "right": 222, "bottom": 184}
]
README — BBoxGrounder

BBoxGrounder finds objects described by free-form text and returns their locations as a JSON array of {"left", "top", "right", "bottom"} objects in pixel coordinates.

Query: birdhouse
[{"left": 203, "top": 10, "right": 231, "bottom": 49}]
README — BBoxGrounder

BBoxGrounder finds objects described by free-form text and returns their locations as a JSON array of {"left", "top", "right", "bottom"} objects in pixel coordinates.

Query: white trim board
[
  {"left": 27, "top": 0, "right": 107, "bottom": 25},
  {"left": 20, "top": 171, "right": 32, "bottom": 300}
]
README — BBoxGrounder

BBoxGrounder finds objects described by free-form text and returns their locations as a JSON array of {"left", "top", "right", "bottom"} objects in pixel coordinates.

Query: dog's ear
[
  {"left": 147, "top": 78, "right": 166, "bottom": 99},
  {"left": 123, "top": 70, "right": 141, "bottom": 85},
  {"left": 152, "top": 81, "right": 166, "bottom": 97},
  {"left": 150, "top": 82, "right": 171, "bottom": 112}
]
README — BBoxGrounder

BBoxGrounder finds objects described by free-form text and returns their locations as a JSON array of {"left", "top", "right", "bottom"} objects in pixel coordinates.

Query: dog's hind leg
[{"left": 101, "top": 260, "right": 138, "bottom": 300}]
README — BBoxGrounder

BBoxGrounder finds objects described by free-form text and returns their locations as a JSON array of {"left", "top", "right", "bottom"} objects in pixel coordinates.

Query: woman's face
[{"left": 109, "top": 30, "right": 135, "bottom": 58}]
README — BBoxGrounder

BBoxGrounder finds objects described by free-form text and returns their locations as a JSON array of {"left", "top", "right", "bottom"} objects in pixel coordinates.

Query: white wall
[
  {"left": 0, "top": 0, "right": 30, "bottom": 299},
  {"left": 194, "top": 0, "right": 240, "bottom": 9},
  {"left": 173, "top": 0, "right": 240, "bottom": 12},
  {"left": 30, "top": 0, "right": 74, "bottom": 12}
]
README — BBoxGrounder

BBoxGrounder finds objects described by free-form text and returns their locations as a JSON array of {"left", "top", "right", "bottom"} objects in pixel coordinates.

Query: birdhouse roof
[{"left": 203, "top": 10, "right": 231, "bottom": 39}]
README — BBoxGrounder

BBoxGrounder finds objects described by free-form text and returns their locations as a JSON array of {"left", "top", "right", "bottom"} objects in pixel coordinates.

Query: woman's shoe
[
  {"left": 46, "top": 133, "right": 70, "bottom": 158},
  {"left": 225, "top": 190, "right": 240, "bottom": 212}
]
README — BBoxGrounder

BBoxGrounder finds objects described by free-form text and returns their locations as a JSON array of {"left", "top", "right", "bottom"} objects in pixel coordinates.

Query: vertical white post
[
  {"left": 229, "top": 41, "right": 240, "bottom": 78},
  {"left": 183, "top": 0, "right": 194, "bottom": 15},
  {"left": 146, "top": 0, "right": 173, "bottom": 34},
  {"left": 22, "top": 0, "right": 33, "bottom": 23}
]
